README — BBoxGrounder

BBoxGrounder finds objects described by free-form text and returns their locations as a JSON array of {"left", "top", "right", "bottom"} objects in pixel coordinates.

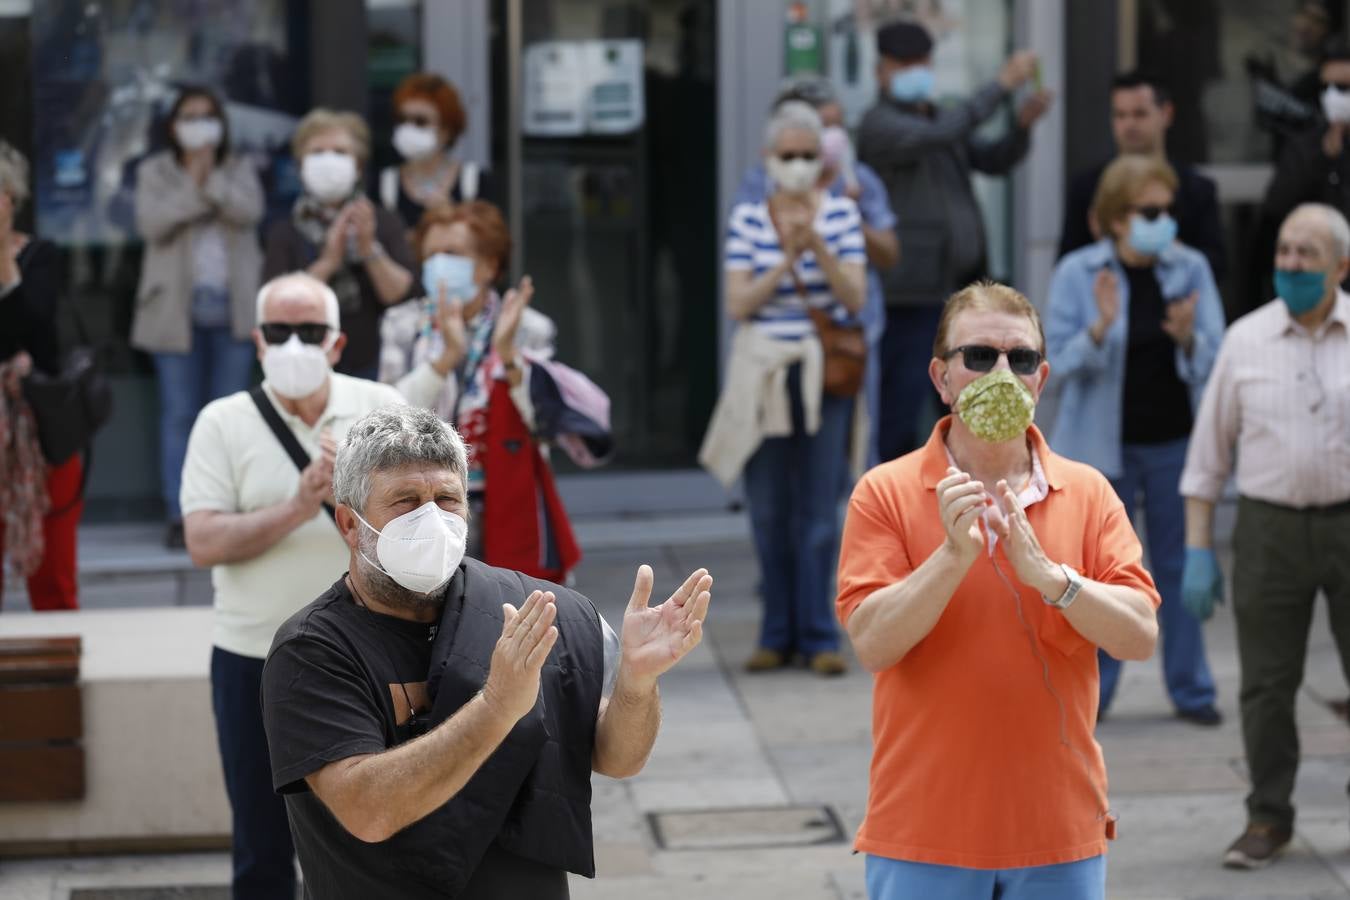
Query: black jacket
[
  {"left": 1058, "top": 159, "right": 1227, "bottom": 284},
  {"left": 0, "top": 239, "right": 62, "bottom": 374},
  {"left": 423, "top": 557, "right": 604, "bottom": 893}
]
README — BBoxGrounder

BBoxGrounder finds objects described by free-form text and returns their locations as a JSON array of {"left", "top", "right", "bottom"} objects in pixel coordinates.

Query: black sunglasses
[
  {"left": 259, "top": 322, "right": 331, "bottom": 345},
  {"left": 1132, "top": 204, "right": 1174, "bottom": 221},
  {"left": 777, "top": 151, "right": 818, "bottom": 162},
  {"left": 398, "top": 114, "right": 435, "bottom": 128},
  {"left": 943, "top": 344, "right": 1043, "bottom": 375}
]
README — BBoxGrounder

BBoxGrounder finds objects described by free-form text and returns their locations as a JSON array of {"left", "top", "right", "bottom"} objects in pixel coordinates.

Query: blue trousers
[
  {"left": 153, "top": 325, "right": 254, "bottom": 520},
  {"left": 211, "top": 647, "right": 297, "bottom": 900},
  {"left": 743, "top": 365, "right": 852, "bottom": 656},
  {"left": 878, "top": 304, "right": 943, "bottom": 462},
  {"left": 1099, "top": 439, "right": 1216, "bottom": 714},
  {"left": 866, "top": 854, "right": 1106, "bottom": 900}
]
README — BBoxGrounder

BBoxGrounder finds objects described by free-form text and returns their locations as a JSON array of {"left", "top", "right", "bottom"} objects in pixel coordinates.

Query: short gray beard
[{"left": 354, "top": 526, "right": 446, "bottom": 612}]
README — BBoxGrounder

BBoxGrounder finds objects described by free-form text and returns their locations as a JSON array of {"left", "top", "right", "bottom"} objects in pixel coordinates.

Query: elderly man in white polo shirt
[
  {"left": 1181, "top": 202, "right": 1350, "bottom": 872},
  {"left": 181, "top": 271, "right": 403, "bottom": 900}
]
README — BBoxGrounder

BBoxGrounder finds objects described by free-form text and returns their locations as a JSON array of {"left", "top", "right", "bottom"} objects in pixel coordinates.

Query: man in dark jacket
[
  {"left": 260, "top": 405, "right": 713, "bottom": 898},
  {"left": 1059, "top": 71, "right": 1226, "bottom": 284},
  {"left": 1255, "top": 44, "right": 1350, "bottom": 312},
  {"left": 856, "top": 20, "right": 1052, "bottom": 461}
]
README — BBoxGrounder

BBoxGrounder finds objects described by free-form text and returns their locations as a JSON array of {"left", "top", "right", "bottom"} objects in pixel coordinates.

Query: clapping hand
[
  {"left": 617, "top": 565, "right": 713, "bottom": 688},
  {"left": 989, "top": 480, "right": 1063, "bottom": 598},
  {"left": 492, "top": 276, "right": 535, "bottom": 364},
  {"left": 432, "top": 285, "right": 468, "bottom": 372},
  {"left": 1161, "top": 292, "right": 1197, "bottom": 353},
  {"left": 937, "top": 467, "right": 987, "bottom": 565},
  {"left": 1090, "top": 269, "right": 1120, "bottom": 344},
  {"left": 483, "top": 591, "right": 560, "bottom": 722}
]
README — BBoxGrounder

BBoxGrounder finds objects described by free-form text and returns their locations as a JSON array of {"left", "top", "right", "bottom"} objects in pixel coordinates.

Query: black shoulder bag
[{"left": 248, "top": 385, "right": 337, "bottom": 522}]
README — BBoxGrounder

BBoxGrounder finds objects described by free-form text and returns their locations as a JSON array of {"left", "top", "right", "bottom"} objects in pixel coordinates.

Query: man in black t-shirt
[{"left": 261, "top": 405, "right": 714, "bottom": 898}]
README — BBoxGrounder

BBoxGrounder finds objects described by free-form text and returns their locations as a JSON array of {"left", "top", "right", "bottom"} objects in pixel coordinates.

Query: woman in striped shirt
[{"left": 716, "top": 101, "right": 866, "bottom": 675}]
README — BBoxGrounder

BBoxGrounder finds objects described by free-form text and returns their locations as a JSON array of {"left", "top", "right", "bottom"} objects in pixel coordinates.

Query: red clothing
[
  {"left": 836, "top": 419, "right": 1159, "bottom": 869},
  {"left": 0, "top": 454, "right": 82, "bottom": 610}
]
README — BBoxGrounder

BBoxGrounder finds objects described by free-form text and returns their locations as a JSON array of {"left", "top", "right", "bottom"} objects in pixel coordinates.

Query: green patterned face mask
[{"left": 954, "top": 369, "right": 1036, "bottom": 443}]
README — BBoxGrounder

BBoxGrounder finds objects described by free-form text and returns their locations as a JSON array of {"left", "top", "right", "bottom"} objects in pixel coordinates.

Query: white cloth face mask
[
  {"left": 354, "top": 502, "right": 468, "bottom": 595},
  {"left": 766, "top": 155, "right": 823, "bottom": 194},
  {"left": 301, "top": 151, "right": 359, "bottom": 203},
  {"left": 393, "top": 122, "right": 440, "bottom": 161},
  {"left": 261, "top": 333, "right": 333, "bottom": 399},
  {"left": 175, "top": 118, "right": 223, "bottom": 150}
]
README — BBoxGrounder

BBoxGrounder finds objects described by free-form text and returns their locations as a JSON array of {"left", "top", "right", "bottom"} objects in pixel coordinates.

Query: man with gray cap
[
  {"left": 1181, "top": 202, "right": 1350, "bottom": 870},
  {"left": 261, "top": 405, "right": 714, "bottom": 897},
  {"left": 857, "top": 19, "right": 1052, "bottom": 461}
]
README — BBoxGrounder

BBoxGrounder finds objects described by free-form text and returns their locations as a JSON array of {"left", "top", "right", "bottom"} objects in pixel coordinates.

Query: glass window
[{"left": 493, "top": 0, "right": 719, "bottom": 470}]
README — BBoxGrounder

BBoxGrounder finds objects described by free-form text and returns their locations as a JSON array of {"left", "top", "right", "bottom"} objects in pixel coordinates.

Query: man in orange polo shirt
[{"left": 837, "top": 281, "right": 1161, "bottom": 899}]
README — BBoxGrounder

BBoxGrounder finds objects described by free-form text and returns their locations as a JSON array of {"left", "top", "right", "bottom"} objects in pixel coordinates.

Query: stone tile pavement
[{"left": 3, "top": 520, "right": 1349, "bottom": 898}]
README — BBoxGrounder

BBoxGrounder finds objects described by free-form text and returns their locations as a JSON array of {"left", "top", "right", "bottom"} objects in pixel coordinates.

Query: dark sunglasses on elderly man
[
  {"left": 259, "top": 322, "right": 332, "bottom": 346},
  {"left": 943, "top": 345, "right": 1044, "bottom": 375},
  {"left": 776, "top": 151, "right": 819, "bottom": 162}
]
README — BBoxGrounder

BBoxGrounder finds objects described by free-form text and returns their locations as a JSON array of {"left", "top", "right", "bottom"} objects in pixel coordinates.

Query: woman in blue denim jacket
[{"left": 1046, "top": 155, "right": 1227, "bottom": 725}]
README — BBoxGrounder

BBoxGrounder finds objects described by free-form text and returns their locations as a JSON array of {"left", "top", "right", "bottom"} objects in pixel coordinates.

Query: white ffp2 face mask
[
  {"left": 261, "top": 334, "right": 333, "bottom": 399},
  {"left": 393, "top": 122, "right": 440, "bottom": 161},
  {"left": 355, "top": 502, "right": 468, "bottom": 595},
  {"left": 301, "top": 151, "right": 359, "bottom": 203},
  {"left": 1323, "top": 85, "right": 1350, "bottom": 124},
  {"left": 766, "top": 155, "right": 823, "bottom": 194},
  {"left": 175, "top": 118, "right": 223, "bottom": 151}
]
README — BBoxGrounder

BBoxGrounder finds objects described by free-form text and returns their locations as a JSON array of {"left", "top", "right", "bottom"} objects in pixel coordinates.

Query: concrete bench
[{"left": 0, "top": 608, "right": 228, "bottom": 855}]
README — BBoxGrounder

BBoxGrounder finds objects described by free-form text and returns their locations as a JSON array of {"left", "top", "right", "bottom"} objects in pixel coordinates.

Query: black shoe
[
  {"left": 1177, "top": 704, "right": 1222, "bottom": 726},
  {"left": 165, "top": 521, "right": 186, "bottom": 550}
]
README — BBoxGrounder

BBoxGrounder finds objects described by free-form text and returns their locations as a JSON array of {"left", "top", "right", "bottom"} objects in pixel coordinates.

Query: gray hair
[
  {"left": 333, "top": 405, "right": 469, "bottom": 515},
  {"left": 255, "top": 271, "right": 341, "bottom": 331},
  {"left": 1289, "top": 202, "right": 1350, "bottom": 260},
  {"left": 762, "top": 100, "right": 822, "bottom": 151},
  {"left": 0, "top": 141, "right": 30, "bottom": 213}
]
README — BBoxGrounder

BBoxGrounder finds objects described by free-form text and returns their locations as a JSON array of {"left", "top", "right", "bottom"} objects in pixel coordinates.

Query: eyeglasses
[
  {"left": 943, "top": 344, "right": 1044, "bottom": 375},
  {"left": 776, "top": 151, "right": 818, "bottom": 162},
  {"left": 398, "top": 114, "right": 436, "bottom": 128},
  {"left": 259, "top": 322, "right": 331, "bottom": 345},
  {"left": 1131, "top": 204, "right": 1174, "bottom": 221}
]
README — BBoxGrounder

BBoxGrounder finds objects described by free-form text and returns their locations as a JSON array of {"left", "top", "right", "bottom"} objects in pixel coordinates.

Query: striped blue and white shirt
[{"left": 725, "top": 195, "right": 867, "bottom": 340}]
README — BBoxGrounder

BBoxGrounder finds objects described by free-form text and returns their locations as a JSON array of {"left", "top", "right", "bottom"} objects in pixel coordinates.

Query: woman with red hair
[
  {"left": 379, "top": 201, "right": 597, "bottom": 582},
  {"left": 379, "top": 73, "right": 499, "bottom": 229}
]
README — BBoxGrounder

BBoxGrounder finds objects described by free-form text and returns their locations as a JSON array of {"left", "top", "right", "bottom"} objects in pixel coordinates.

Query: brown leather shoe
[
  {"left": 808, "top": 651, "right": 848, "bottom": 676},
  {"left": 1222, "top": 823, "right": 1292, "bottom": 869},
  {"left": 744, "top": 648, "right": 788, "bottom": 672}
]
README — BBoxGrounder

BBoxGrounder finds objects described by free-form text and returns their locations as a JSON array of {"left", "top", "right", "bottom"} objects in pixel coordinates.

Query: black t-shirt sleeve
[{"left": 262, "top": 633, "right": 389, "bottom": 795}]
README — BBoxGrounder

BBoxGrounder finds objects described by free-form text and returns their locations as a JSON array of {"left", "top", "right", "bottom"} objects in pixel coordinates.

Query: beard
[{"left": 354, "top": 527, "right": 448, "bottom": 611}]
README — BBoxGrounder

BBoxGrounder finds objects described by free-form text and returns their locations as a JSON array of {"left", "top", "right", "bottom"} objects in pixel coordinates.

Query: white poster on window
[{"left": 523, "top": 39, "right": 646, "bottom": 137}]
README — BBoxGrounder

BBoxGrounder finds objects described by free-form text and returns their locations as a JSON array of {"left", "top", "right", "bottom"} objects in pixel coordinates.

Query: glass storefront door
[{"left": 490, "top": 0, "right": 718, "bottom": 471}]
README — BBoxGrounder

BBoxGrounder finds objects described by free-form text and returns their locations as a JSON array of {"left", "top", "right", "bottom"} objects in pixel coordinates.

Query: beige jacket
[{"left": 131, "top": 151, "right": 264, "bottom": 353}]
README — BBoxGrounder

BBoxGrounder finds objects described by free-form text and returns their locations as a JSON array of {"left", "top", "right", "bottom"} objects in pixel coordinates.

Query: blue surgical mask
[
  {"left": 889, "top": 66, "right": 935, "bottom": 103},
  {"left": 1126, "top": 213, "right": 1177, "bottom": 257},
  {"left": 421, "top": 253, "right": 476, "bottom": 301},
  {"left": 1273, "top": 268, "right": 1328, "bottom": 315}
]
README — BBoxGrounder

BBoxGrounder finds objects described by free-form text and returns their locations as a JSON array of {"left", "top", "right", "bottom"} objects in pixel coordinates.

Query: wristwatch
[{"left": 1043, "top": 563, "right": 1084, "bottom": 610}]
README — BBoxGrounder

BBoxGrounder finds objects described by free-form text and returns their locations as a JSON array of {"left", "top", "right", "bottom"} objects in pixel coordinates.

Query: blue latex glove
[{"left": 1181, "top": 547, "right": 1224, "bottom": 621}]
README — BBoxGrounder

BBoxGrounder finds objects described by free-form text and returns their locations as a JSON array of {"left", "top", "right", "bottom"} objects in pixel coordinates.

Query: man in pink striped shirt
[{"left": 1180, "top": 202, "right": 1350, "bottom": 871}]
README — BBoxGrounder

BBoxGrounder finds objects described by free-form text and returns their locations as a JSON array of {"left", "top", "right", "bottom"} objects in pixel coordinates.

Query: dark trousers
[
  {"left": 878, "top": 304, "right": 943, "bottom": 462},
  {"left": 211, "top": 646, "right": 297, "bottom": 900},
  {"left": 1232, "top": 497, "right": 1350, "bottom": 829},
  {"left": 1099, "top": 439, "right": 1216, "bottom": 713}
]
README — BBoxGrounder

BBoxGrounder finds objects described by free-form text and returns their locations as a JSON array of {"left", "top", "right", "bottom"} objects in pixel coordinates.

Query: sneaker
[
  {"left": 808, "top": 651, "right": 848, "bottom": 676},
  {"left": 1177, "top": 705, "right": 1223, "bottom": 726},
  {"left": 744, "top": 648, "right": 788, "bottom": 672},
  {"left": 1222, "top": 823, "right": 1292, "bottom": 869}
]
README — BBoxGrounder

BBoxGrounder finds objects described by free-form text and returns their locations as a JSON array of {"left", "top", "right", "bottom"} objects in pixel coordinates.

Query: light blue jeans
[{"left": 866, "top": 854, "right": 1106, "bottom": 900}]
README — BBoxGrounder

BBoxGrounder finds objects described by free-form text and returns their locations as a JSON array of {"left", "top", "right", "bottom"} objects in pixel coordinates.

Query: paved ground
[{"left": 3, "top": 512, "right": 1349, "bottom": 899}]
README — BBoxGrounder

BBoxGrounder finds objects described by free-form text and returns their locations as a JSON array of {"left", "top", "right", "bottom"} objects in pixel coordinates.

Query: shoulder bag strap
[{"left": 248, "top": 385, "right": 336, "bottom": 522}]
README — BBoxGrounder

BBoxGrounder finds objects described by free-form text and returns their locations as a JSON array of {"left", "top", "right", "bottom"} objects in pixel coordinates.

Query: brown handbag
[{"left": 769, "top": 198, "right": 867, "bottom": 398}]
